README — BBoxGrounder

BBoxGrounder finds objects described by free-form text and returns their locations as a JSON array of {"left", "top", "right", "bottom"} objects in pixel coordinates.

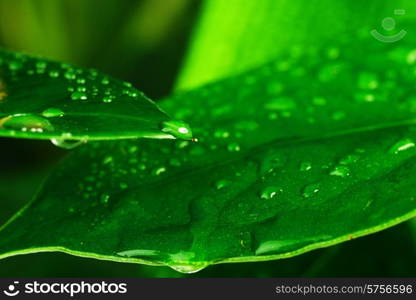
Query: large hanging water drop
[{"left": 50, "top": 133, "right": 86, "bottom": 149}]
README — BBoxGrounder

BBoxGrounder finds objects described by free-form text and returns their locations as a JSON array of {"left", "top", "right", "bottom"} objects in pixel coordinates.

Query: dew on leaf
[
  {"left": 64, "top": 70, "right": 76, "bottom": 80},
  {"left": 153, "top": 167, "right": 166, "bottom": 176},
  {"left": 214, "top": 129, "right": 230, "bottom": 138},
  {"left": 42, "top": 107, "right": 64, "bottom": 118},
  {"left": 50, "top": 133, "right": 86, "bottom": 150},
  {"left": 260, "top": 186, "right": 282, "bottom": 199},
  {"left": 406, "top": 49, "right": 416, "bottom": 64},
  {"left": 0, "top": 114, "right": 54, "bottom": 132},
  {"left": 302, "top": 183, "right": 320, "bottom": 198},
  {"left": 160, "top": 120, "right": 193, "bottom": 140},
  {"left": 102, "top": 96, "right": 112, "bottom": 103},
  {"left": 389, "top": 138, "right": 415, "bottom": 154},
  {"left": 48, "top": 70, "right": 60, "bottom": 78},
  {"left": 117, "top": 249, "right": 160, "bottom": 258},
  {"left": 299, "top": 161, "right": 312, "bottom": 171},
  {"left": 100, "top": 194, "right": 110, "bottom": 204},
  {"left": 340, "top": 154, "right": 360, "bottom": 165},
  {"left": 8, "top": 60, "right": 23, "bottom": 71},
  {"left": 169, "top": 264, "right": 207, "bottom": 274},
  {"left": 215, "top": 179, "right": 231, "bottom": 190},
  {"left": 71, "top": 91, "right": 87, "bottom": 100},
  {"left": 227, "top": 142, "right": 240, "bottom": 152},
  {"left": 103, "top": 156, "right": 113, "bottom": 164},
  {"left": 329, "top": 165, "right": 351, "bottom": 177}
]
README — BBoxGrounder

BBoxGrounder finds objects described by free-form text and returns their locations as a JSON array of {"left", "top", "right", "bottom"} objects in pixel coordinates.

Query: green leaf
[
  {"left": 177, "top": 0, "right": 416, "bottom": 89},
  {"left": 0, "top": 48, "right": 192, "bottom": 144},
  {"left": 1, "top": 33, "right": 416, "bottom": 273}
]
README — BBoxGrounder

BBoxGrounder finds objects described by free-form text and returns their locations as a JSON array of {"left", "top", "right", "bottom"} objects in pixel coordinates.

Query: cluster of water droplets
[
  {"left": 15, "top": 33, "right": 416, "bottom": 266},
  {"left": 0, "top": 49, "right": 194, "bottom": 147}
]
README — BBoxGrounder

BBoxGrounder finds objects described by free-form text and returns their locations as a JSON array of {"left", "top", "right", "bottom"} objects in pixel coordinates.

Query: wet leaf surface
[
  {"left": 0, "top": 49, "right": 192, "bottom": 144},
  {"left": 0, "top": 33, "right": 415, "bottom": 272}
]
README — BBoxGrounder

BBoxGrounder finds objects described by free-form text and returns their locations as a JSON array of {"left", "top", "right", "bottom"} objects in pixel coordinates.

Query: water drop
[
  {"left": 71, "top": 91, "right": 87, "bottom": 100},
  {"left": 153, "top": 167, "right": 166, "bottom": 176},
  {"left": 215, "top": 179, "right": 231, "bottom": 190},
  {"left": 48, "top": 70, "right": 60, "bottom": 78},
  {"left": 330, "top": 165, "right": 350, "bottom": 177},
  {"left": 169, "top": 264, "right": 207, "bottom": 274},
  {"left": 42, "top": 107, "right": 64, "bottom": 118},
  {"left": 103, "top": 156, "right": 113, "bottom": 164},
  {"left": 214, "top": 129, "right": 230, "bottom": 138},
  {"left": 227, "top": 142, "right": 240, "bottom": 152},
  {"left": 260, "top": 186, "right": 282, "bottom": 199},
  {"left": 36, "top": 61, "right": 47, "bottom": 69},
  {"left": 407, "top": 49, "right": 416, "bottom": 64},
  {"left": 51, "top": 133, "right": 86, "bottom": 149},
  {"left": 299, "top": 161, "right": 312, "bottom": 171},
  {"left": 339, "top": 154, "right": 359, "bottom": 165},
  {"left": 0, "top": 114, "right": 54, "bottom": 132},
  {"left": 51, "top": 138, "right": 85, "bottom": 149},
  {"left": 160, "top": 120, "right": 193, "bottom": 140},
  {"left": 100, "top": 194, "right": 110, "bottom": 204},
  {"left": 389, "top": 138, "right": 415, "bottom": 154},
  {"left": 128, "top": 146, "right": 138, "bottom": 153},
  {"left": 64, "top": 70, "right": 76, "bottom": 80},
  {"left": 9, "top": 60, "right": 23, "bottom": 71},
  {"left": 302, "top": 183, "right": 320, "bottom": 198},
  {"left": 102, "top": 96, "right": 112, "bottom": 103},
  {"left": 117, "top": 249, "right": 160, "bottom": 258}
]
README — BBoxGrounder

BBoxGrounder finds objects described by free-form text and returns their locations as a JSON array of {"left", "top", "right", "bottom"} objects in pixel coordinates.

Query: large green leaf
[
  {"left": 1, "top": 33, "right": 416, "bottom": 273},
  {"left": 0, "top": 49, "right": 192, "bottom": 144}
]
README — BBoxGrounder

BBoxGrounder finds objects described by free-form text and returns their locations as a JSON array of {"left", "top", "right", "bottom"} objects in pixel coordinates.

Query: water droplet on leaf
[
  {"left": 260, "top": 186, "right": 282, "bottom": 199},
  {"left": 330, "top": 165, "right": 351, "bottom": 177},
  {"left": 389, "top": 138, "right": 415, "bottom": 154},
  {"left": 42, "top": 107, "right": 64, "bottom": 118},
  {"left": 0, "top": 114, "right": 54, "bottom": 132},
  {"left": 160, "top": 120, "right": 193, "bottom": 140},
  {"left": 302, "top": 183, "right": 320, "bottom": 198},
  {"left": 300, "top": 161, "right": 312, "bottom": 171}
]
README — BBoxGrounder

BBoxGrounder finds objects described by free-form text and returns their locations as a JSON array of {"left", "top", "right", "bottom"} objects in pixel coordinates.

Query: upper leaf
[
  {"left": 0, "top": 49, "right": 192, "bottom": 143},
  {"left": 0, "top": 32, "right": 416, "bottom": 272}
]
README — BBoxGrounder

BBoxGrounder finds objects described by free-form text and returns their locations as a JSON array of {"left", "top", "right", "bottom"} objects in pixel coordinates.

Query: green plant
[{"left": 0, "top": 0, "right": 415, "bottom": 275}]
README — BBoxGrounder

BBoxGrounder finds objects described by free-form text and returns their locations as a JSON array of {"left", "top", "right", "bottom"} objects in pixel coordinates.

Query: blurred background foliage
[{"left": 0, "top": 0, "right": 415, "bottom": 277}]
